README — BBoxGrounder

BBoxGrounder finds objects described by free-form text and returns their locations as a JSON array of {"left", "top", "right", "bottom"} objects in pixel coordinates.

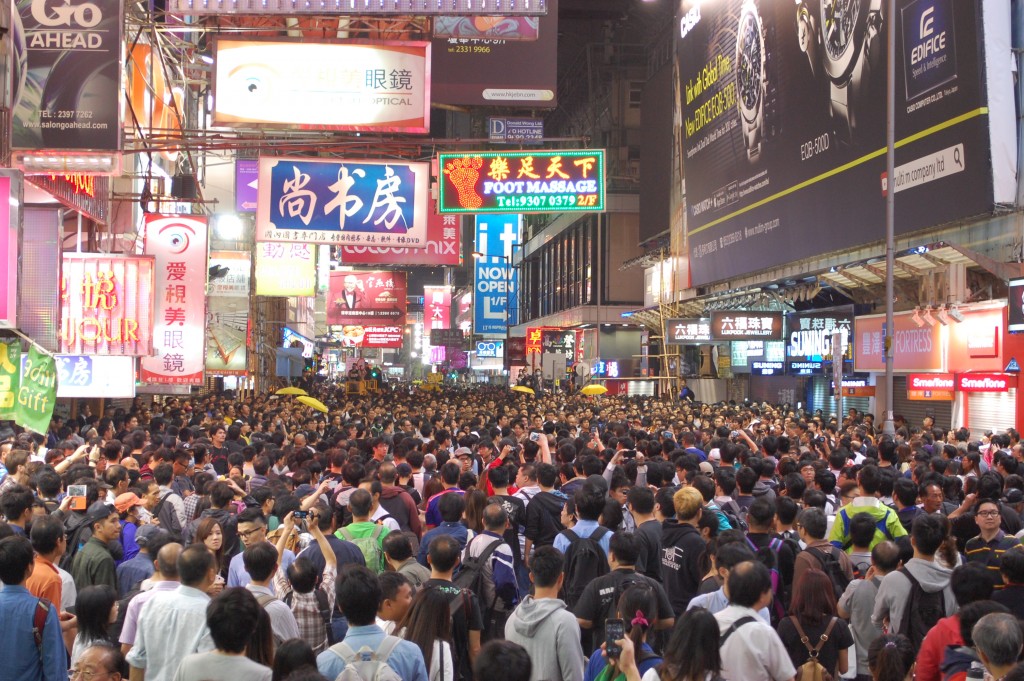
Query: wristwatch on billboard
[
  {"left": 819, "top": 0, "right": 884, "bottom": 143},
  {"left": 736, "top": 0, "right": 767, "bottom": 162},
  {"left": 795, "top": 0, "right": 823, "bottom": 79}
]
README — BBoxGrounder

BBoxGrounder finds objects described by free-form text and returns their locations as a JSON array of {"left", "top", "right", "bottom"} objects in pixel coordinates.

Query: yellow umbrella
[
  {"left": 275, "top": 387, "right": 308, "bottom": 396},
  {"left": 511, "top": 385, "right": 535, "bottom": 395},
  {"left": 297, "top": 395, "right": 328, "bottom": 413},
  {"left": 580, "top": 384, "right": 608, "bottom": 396}
]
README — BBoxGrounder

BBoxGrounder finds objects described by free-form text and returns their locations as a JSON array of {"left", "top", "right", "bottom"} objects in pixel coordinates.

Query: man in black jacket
[
  {"left": 523, "top": 463, "right": 566, "bottom": 566},
  {"left": 660, "top": 486, "right": 706, "bottom": 616}
]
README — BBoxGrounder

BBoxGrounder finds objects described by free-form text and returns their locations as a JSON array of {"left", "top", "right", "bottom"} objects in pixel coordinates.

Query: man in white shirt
[
  {"left": 120, "top": 541, "right": 182, "bottom": 655},
  {"left": 715, "top": 561, "right": 796, "bottom": 681},
  {"left": 126, "top": 545, "right": 217, "bottom": 681},
  {"left": 242, "top": 542, "right": 301, "bottom": 643}
]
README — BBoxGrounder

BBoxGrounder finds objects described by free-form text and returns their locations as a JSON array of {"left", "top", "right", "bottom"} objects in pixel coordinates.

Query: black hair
[
  {"left": 177, "top": 544, "right": 215, "bottom": 587},
  {"left": 529, "top": 546, "right": 564, "bottom": 589},
  {"left": 659, "top": 607, "right": 722, "bottom": 681},
  {"left": 286, "top": 556, "right": 319, "bottom": 594},
  {"left": 207, "top": 588, "right": 261, "bottom": 653},
  {"left": 0, "top": 485, "right": 34, "bottom": 521},
  {"left": 727, "top": 560, "right": 772, "bottom": 608},
  {"left": 271, "top": 639, "right": 317, "bottom": 681},
  {"left": 75, "top": 585, "right": 118, "bottom": 644},
  {"left": 849, "top": 512, "right": 880, "bottom": 549},
  {"left": 574, "top": 486, "right": 606, "bottom": 521},
  {"left": 382, "top": 531, "right": 414, "bottom": 562},
  {"left": 910, "top": 513, "right": 946, "bottom": 556},
  {"left": 242, "top": 541, "right": 279, "bottom": 582},
  {"left": 609, "top": 531, "right": 641, "bottom": 566},
  {"left": 472, "top": 641, "right": 532, "bottom": 681},
  {"left": 348, "top": 489, "right": 374, "bottom": 518},
  {"left": 336, "top": 565, "right": 381, "bottom": 626},
  {"left": 438, "top": 492, "right": 466, "bottom": 523},
  {"left": 426, "top": 534, "right": 461, "bottom": 573},
  {"left": 1001, "top": 546, "right": 1024, "bottom": 584},
  {"left": 951, "top": 562, "right": 995, "bottom": 606},
  {"left": 379, "top": 571, "right": 410, "bottom": 603},
  {"left": 30, "top": 514, "right": 64, "bottom": 555}
]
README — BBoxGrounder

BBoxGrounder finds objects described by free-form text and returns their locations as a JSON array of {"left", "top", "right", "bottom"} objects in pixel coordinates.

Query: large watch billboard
[{"left": 677, "top": 0, "right": 1011, "bottom": 286}]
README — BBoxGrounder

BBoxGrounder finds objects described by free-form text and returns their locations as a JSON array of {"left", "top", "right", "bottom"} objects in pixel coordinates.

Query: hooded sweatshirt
[
  {"left": 505, "top": 596, "right": 584, "bottom": 681},
  {"left": 870, "top": 557, "right": 957, "bottom": 635},
  {"left": 938, "top": 645, "right": 984, "bottom": 681},
  {"left": 660, "top": 519, "right": 706, "bottom": 616},
  {"left": 378, "top": 485, "right": 422, "bottom": 536}
]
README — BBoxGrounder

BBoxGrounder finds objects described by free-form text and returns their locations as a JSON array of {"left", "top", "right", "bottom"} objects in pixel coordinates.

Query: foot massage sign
[{"left": 437, "top": 150, "right": 606, "bottom": 214}]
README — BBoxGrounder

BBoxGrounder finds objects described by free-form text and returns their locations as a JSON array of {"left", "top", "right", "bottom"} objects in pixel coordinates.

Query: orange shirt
[{"left": 25, "top": 554, "right": 62, "bottom": 607}]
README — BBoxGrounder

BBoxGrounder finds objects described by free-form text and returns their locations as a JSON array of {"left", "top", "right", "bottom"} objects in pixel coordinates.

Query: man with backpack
[
  {"left": 745, "top": 496, "right": 796, "bottom": 624},
  {"left": 871, "top": 513, "right": 957, "bottom": 648},
  {"left": 829, "top": 464, "right": 907, "bottom": 551},
  {"left": 572, "top": 531, "right": 675, "bottom": 654},
  {"left": 423, "top": 534, "right": 485, "bottom": 681},
  {"left": 337, "top": 489, "right": 391, "bottom": 574},
  {"left": 457, "top": 504, "right": 520, "bottom": 641},
  {"left": 837, "top": 540, "right": 899, "bottom": 681},
  {"left": 273, "top": 510, "right": 337, "bottom": 653},
  {"left": 523, "top": 463, "right": 567, "bottom": 566},
  {"left": 553, "top": 485, "right": 612, "bottom": 609},
  {"left": 243, "top": 541, "right": 301, "bottom": 643},
  {"left": 417, "top": 491, "right": 469, "bottom": 566},
  {"left": 152, "top": 462, "right": 185, "bottom": 535},
  {"left": 316, "top": 565, "right": 428, "bottom": 681},
  {"left": 793, "top": 507, "right": 853, "bottom": 597},
  {"left": 660, "top": 486, "right": 707, "bottom": 616}
]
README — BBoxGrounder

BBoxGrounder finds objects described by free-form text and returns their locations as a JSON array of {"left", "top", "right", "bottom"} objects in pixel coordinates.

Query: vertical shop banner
[
  {"left": 0, "top": 341, "right": 21, "bottom": 421},
  {"left": 677, "top": 0, "right": 1003, "bottom": 286},
  {"left": 424, "top": 286, "right": 452, "bottom": 331},
  {"left": 141, "top": 215, "right": 208, "bottom": 385},
  {"left": 0, "top": 174, "right": 22, "bottom": 328},
  {"left": 256, "top": 156, "right": 429, "bottom": 247},
  {"left": 255, "top": 243, "right": 316, "bottom": 297},
  {"left": 15, "top": 346, "right": 56, "bottom": 434},
  {"left": 474, "top": 214, "right": 521, "bottom": 336},
  {"left": 326, "top": 271, "right": 407, "bottom": 349},
  {"left": 60, "top": 255, "right": 155, "bottom": 356},
  {"left": 339, "top": 199, "right": 461, "bottom": 266},
  {"left": 127, "top": 43, "right": 183, "bottom": 164},
  {"left": 12, "top": 0, "right": 123, "bottom": 150},
  {"left": 235, "top": 159, "right": 259, "bottom": 213},
  {"left": 431, "top": 0, "right": 557, "bottom": 107},
  {"left": 206, "top": 252, "right": 250, "bottom": 376}
]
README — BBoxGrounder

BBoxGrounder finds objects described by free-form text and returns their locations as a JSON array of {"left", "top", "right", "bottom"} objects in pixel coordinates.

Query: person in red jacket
[
  {"left": 915, "top": 562, "right": 992, "bottom": 681},
  {"left": 377, "top": 462, "right": 422, "bottom": 537}
]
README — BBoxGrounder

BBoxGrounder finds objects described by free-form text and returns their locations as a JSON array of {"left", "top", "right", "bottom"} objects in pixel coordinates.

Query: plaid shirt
[
  {"left": 182, "top": 493, "right": 202, "bottom": 525},
  {"left": 274, "top": 560, "right": 336, "bottom": 653}
]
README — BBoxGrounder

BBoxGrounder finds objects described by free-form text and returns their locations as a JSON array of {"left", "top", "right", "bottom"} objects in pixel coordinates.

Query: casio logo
[
  {"left": 911, "top": 5, "right": 945, "bottom": 65},
  {"left": 679, "top": 4, "right": 701, "bottom": 40}
]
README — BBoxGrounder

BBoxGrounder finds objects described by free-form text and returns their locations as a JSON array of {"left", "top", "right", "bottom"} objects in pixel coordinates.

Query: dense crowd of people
[{"left": 2, "top": 383, "right": 1024, "bottom": 681}]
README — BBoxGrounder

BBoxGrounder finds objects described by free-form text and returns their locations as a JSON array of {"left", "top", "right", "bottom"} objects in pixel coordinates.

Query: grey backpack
[{"left": 330, "top": 635, "right": 403, "bottom": 681}]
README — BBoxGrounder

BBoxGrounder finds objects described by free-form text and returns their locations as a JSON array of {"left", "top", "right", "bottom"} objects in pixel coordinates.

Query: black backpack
[
  {"left": 805, "top": 546, "right": 851, "bottom": 600},
  {"left": 559, "top": 527, "right": 610, "bottom": 608},
  {"left": 453, "top": 535, "right": 503, "bottom": 615},
  {"left": 284, "top": 588, "right": 339, "bottom": 645},
  {"left": 898, "top": 567, "right": 946, "bottom": 649}
]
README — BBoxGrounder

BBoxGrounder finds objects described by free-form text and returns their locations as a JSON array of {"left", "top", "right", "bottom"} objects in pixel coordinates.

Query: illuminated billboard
[
  {"left": 60, "top": 255, "right": 155, "bottom": 356},
  {"left": 438, "top": 150, "right": 605, "bottom": 214},
  {"left": 213, "top": 40, "right": 430, "bottom": 133}
]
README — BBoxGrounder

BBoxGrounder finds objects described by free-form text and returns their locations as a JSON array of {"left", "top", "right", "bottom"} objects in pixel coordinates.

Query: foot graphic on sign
[{"left": 444, "top": 157, "right": 484, "bottom": 208}]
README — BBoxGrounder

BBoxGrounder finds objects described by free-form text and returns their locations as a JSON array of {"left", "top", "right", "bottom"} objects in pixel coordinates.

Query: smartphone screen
[{"left": 605, "top": 618, "right": 625, "bottom": 659}]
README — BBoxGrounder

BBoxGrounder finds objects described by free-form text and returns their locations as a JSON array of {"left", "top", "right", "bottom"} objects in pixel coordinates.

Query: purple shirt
[{"left": 118, "top": 580, "right": 180, "bottom": 646}]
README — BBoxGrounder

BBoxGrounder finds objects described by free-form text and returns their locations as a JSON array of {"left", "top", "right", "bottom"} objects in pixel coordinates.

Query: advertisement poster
[
  {"left": 60, "top": 255, "right": 155, "bottom": 356},
  {"left": 214, "top": 40, "right": 430, "bottom": 133},
  {"left": 326, "top": 271, "right": 408, "bottom": 348},
  {"left": 16, "top": 346, "right": 56, "bottom": 434},
  {"left": 236, "top": 159, "right": 259, "bottom": 213},
  {"left": 434, "top": 16, "right": 539, "bottom": 41},
  {"left": 474, "top": 214, "right": 521, "bottom": 336},
  {"left": 256, "top": 156, "right": 430, "bottom": 247},
  {"left": 12, "top": 0, "right": 123, "bottom": 150},
  {"left": 786, "top": 307, "right": 854, "bottom": 374},
  {"left": 127, "top": 44, "right": 182, "bottom": 163},
  {"left": 46, "top": 354, "right": 135, "bottom": 398},
  {"left": 431, "top": 0, "right": 556, "bottom": 107},
  {"left": 678, "top": 0, "right": 996, "bottom": 286},
  {"left": 141, "top": 215, "right": 208, "bottom": 385},
  {"left": 255, "top": 243, "right": 316, "bottom": 297},
  {"left": 339, "top": 198, "right": 461, "bottom": 266},
  {"left": 0, "top": 341, "right": 20, "bottom": 421},
  {"left": 854, "top": 311, "right": 942, "bottom": 372},
  {"left": 0, "top": 174, "right": 20, "bottom": 329},
  {"left": 438, "top": 150, "right": 604, "bottom": 214},
  {"left": 206, "top": 252, "right": 250, "bottom": 376}
]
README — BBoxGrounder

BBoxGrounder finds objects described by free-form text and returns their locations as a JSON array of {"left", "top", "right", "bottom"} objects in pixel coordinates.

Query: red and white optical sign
[
  {"left": 908, "top": 374, "right": 955, "bottom": 390},
  {"left": 957, "top": 373, "right": 1012, "bottom": 392},
  {"left": 60, "top": 255, "right": 155, "bottom": 356},
  {"left": 140, "top": 215, "right": 209, "bottom": 385}
]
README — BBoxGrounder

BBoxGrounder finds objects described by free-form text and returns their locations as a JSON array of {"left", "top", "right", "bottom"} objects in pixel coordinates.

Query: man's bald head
[{"left": 156, "top": 542, "right": 182, "bottom": 578}]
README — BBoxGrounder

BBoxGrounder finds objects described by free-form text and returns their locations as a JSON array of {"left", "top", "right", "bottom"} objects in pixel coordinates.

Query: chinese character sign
[
  {"left": 709, "top": 311, "right": 784, "bottom": 341},
  {"left": 438, "top": 150, "right": 605, "bottom": 214},
  {"left": 214, "top": 40, "right": 430, "bottom": 133},
  {"left": 664, "top": 318, "right": 713, "bottom": 344},
  {"left": 339, "top": 199, "right": 461, "bottom": 266},
  {"left": 16, "top": 346, "right": 56, "bottom": 435},
  {"left": 257, "top": 157, "right": 429, "bottom": 247},
  {"left": 423, "top": 286, "right": 452, "bottom": 331},
  {"left": 327, "top": 271, "right": 408, "bottom": 328},
  {"left": 141, "top": 215, "right": 208, "bottom": 385},
  {"left": 60, "top": 255, "right": 155, "bottom": 356},
  {"left": 256, "top": 243, "right": 316, "bottom": 297},
  {"left": 206, "top": 252, "right": 250, "bottom": 376}
]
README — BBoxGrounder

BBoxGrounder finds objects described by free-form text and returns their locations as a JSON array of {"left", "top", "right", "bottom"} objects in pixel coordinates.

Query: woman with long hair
[
  {"left": 648, "top": 608, "right": 722, "bottom": 681},
  {"left": 71, "top": 585, "right": 120, "bottom": 666},
  {"left": 195, "top": 517, "right": 227, "bottom": 579},
  {"left": 247, "top": 606, "right": 276, "bottom": 668},
  {"left": 583, "top": 584, "right": 662, "bottom": 681},
  {"left": 272, "top": 639, "right": 317, "bottom": 681},
  {"left": 776, "top": 568, "right": 852, "bottom": 679},
  {"left": 464, "top": 489, "right": 488, "bottom": 534},
  {"left": 398, "top": 586, "right": 454, "bottom": 681},
  {"left": 868, "top": 634, "right": 915, "bottom": 681}
]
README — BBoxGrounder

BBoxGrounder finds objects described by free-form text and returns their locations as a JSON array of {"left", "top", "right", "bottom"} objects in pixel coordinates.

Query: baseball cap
[
  {"left": 1004, "top": 488, "right": 1024, "bottom": 505},
  {"left": 114, "top": 492, "right": 143, "bottom": 514},
  {"left": 294, "top": 484, "right": 316, "bottom": 499},
  {"left": 135, "top": 524, "right": 165, "bottom": 548},
  {"left": 454, "top": 447, "right": 473, "bottom": 459},
  {"left": 85, "top": 501, "right": 117, "bottom": 525},
  {"left": 699, "top": 461, "right": 715, "bottom": 477}
]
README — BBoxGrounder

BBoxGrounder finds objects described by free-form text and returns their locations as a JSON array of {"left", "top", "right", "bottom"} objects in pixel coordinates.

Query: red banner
[
  {"left": 957, "top": 373, "right": 1011, "bottom": 392},
  {"left": 338, "top": 199, "right": 461, "bottom": 266}
]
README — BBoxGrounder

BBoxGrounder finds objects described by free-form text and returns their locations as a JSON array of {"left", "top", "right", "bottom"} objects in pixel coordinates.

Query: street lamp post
[{"left": 473, "top": 251, "right": 513, "bottom": 385}]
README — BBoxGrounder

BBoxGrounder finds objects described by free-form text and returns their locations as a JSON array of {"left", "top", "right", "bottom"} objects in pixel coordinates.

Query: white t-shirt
[
  {"left": 173, "top": 651, "right": 272, "bottom": 681},
  {"left": 428, "top": 640, "right": 454, "bottom": 681}
]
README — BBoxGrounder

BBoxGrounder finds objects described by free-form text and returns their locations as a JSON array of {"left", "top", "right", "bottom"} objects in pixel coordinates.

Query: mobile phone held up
[
  {"left": 529, "top": 432, "right": 541, "bottom": 442},
  {"left": 605, "top": 618, "right": 625, "bottom": 659}
]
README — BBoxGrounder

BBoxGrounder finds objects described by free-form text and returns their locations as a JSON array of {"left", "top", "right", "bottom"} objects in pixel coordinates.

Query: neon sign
[
  {"left": 438, "top": 150, "right": 605, "bottom": 214},
  {"left": 48, "top": 173, "right": 95, "bottom": 197},
  {"left": 60, "top": 255, "right": 155, "bottom": 356}
]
